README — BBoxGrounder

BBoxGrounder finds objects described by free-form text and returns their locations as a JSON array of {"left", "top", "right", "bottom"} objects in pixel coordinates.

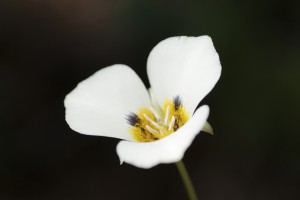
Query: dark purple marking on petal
[
  {"left": 173, "top": 95, "right": 182, "bottom": 110},
  {"left": 125, "top": 112, "right": 140, "bottom": 126}
]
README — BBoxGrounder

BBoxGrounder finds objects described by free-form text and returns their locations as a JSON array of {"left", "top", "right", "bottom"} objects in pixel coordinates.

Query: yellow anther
[{"left": 128, "top": 97, "right": 189, "bottom": 142}]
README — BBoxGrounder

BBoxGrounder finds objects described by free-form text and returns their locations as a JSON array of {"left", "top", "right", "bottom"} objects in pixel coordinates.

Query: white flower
[{"left": 64, "top": 36, "right": 221, "bottom": 169}]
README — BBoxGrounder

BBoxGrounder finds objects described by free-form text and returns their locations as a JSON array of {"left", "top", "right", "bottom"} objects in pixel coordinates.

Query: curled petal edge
[{"left": 116, "top": 105, "right": 210, "bottom": 169}]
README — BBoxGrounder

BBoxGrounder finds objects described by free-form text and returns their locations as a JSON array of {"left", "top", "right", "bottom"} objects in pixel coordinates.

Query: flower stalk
[{"left": 176, "top": 160, "right": 198, "bottom": 200}]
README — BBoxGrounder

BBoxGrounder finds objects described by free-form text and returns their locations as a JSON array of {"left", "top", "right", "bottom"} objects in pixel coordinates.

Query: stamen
[
  {"left": 146, "top": 125, "right": 159, "bottom": 136},
  {"left": 149, "top": 106, "right": 160, "bottom": 120},
  {"left": 164, "top": 106, "right": 170, "bottom": 125},
  {"left": 143, "top": 114, "right": 161, "bottom": 129},
  {"left": 127, "top": 96, "right": 189, "bottom": 142},
  {"left": 168, "top": 116, "right": 175, "bottom": 131}
]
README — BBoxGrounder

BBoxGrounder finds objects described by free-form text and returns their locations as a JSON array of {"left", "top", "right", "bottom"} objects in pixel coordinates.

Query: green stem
[{"left": 176, "top": 160, "right": 198, "bottom": 200}]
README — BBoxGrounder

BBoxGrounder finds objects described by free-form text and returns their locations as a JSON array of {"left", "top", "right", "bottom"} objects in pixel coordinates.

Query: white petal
[
  {"left": 147, "top": 36, "right": 221, "bottom": 114},
  {"left": 148, "top": 87, "right": 162, "bottom": 111},
  {"left": 116, "top": 105, "right": 209, "bottom": 168},
  {"left": 64, "top": 64, "right": 151, "bottom": 141}
]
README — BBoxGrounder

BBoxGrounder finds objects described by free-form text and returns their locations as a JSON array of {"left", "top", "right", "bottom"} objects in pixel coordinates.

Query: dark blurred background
[{"left": 0, "top": 0, "right": 299, "bottom": 199}]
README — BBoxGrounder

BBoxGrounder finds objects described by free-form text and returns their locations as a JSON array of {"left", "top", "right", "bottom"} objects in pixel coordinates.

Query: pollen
[{"left": 126, "top": 96, "right": 189, "bottom": 142}]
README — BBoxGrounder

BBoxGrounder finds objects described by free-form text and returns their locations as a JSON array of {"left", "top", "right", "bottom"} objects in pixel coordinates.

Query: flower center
[{"left": 126, "top": 96, "right": 189, "bottom": 142}]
